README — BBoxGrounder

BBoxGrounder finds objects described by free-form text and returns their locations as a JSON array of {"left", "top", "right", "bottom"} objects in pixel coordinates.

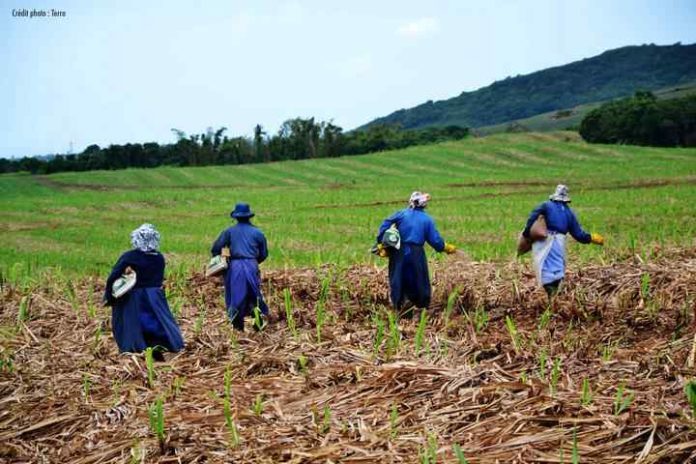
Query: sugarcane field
[
  {"left": 4, "top": 3, "right": 696, "bottom": 463},
  {"left": 2, "top": 130, "right": 696, "bottom": 463}
]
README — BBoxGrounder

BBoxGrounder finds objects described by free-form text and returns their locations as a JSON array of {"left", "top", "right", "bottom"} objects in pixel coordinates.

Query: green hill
[{"left": 361, "top": 43, "right": 696, "bottom": 130}]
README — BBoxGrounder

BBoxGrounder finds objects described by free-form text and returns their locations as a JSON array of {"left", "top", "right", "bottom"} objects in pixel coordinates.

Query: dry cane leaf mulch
[{"left": 1, "top": 248, "right": 696, "bottom": 463}]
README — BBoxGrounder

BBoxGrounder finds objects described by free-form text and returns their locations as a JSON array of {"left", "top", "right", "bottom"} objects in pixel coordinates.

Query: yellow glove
[
  {"left": 376, "top": 243, "right": 388, "bottom": 258},
  {"left": 443, "top": 243, "right": 457, "bottom": 254},
  {"left": 591, "top": 233, "right": 604, "bottom": 246}
]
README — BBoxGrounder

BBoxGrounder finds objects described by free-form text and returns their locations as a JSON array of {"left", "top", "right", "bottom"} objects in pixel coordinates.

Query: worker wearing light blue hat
[{"left": 523, "top": 185, "right": 605, "bottom": 298}]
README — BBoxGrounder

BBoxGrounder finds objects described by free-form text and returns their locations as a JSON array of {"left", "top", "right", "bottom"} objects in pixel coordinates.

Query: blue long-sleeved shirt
[
  {"left": 104, "top": 249, "right": 165, "bottom": 304},
  {"left": 523, "top": 200, "right": 591, "bottom": 243},
  {"left": 377, "top": 208, "right": 445, "bottom": 251},
  {"left": 211, "top": 222, "right": 268, "bottom": 262}
]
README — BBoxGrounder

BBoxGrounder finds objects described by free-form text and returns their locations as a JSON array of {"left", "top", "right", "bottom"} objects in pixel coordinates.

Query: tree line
[
  {"left": 1, "top": 119, "right": 469, "bottom": 175},
  {"left": 579, "top": 91, "right": 696, "bottom": 146}
]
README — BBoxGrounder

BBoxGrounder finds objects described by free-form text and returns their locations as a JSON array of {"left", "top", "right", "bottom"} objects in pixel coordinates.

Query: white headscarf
[
  {"left": 408, "top": 191, "right": 431, "bottom": 209},
  {"left": 549, "top": 184, "right": 571, "bottom": 203},
  {"left": 130, "top": 223, "right": 160, "bottom": 252}
]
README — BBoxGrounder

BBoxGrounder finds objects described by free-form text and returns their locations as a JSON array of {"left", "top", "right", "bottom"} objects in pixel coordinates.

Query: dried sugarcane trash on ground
[{"left": 1, "top": 248, "right": 695, "bottom": 462}]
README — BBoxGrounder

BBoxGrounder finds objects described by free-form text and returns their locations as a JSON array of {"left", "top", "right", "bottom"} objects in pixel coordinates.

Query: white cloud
[{"left": 397, "top": 17, "right": 440, "bottom": 38}]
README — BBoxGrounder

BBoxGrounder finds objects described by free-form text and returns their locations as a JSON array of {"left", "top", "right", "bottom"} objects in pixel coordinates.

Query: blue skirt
[
  {"left": 111, "top": 287, "right": 184, "bottom": 353},
  {"left": 224, "top": 259, "right": 269, "bottom": 325},
  {"left": 388, "top": 244, "right": 431, "bottom": 309}
]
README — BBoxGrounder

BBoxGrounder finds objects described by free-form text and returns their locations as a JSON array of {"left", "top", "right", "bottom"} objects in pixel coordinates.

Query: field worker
[
  {"left": 104, "top": 224, "right": 184, "bottom": 360},
  {"left": 375, "top": 192, "right": 457, "bottom": 317},
  {"left": 523, "top": 184, "right": 604, "bottom": 298},
  {"left": 211, "top": 203, "right": 269, "bottom": 331}
]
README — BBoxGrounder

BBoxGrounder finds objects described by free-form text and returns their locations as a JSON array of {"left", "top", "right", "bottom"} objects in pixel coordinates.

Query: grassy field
[{"left": 1, "top": 131, "right": 695, "bottom": 280}]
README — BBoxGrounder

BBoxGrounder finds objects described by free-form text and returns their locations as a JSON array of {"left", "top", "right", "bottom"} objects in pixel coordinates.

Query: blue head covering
[
  {"left": 130, "top": 223, "right": 160, "bottom": 252},
  {"left": 231, "top": 203, "right": 255, "bottom": 219}
]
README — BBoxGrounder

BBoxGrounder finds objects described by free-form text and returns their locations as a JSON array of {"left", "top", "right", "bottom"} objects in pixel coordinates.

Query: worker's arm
[
  {"left": 376, "top": 210, "right": 403, "bottom": 243},
  {"left": 567, "top": 209, "right": 592, "bottom": 244},
  {"left": 257, "top": 232, "right": 269, "bottom": 264},
  {"left": 211, "top": 229, "right": 229, "bottom": 256},
  {"left": 425, "top": 218, "right": 446, "bottom": 252},
  {"left": 104, "top": 251, "right": 132, "bottom": 306},
  {"left": 522, "top": 202, "right": 547, "bottom": 238}
]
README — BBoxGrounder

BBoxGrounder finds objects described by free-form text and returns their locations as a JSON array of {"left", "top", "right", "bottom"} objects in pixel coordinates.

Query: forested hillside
[{"left": 362, "top": 43, "right": 696, "bottom": 130}]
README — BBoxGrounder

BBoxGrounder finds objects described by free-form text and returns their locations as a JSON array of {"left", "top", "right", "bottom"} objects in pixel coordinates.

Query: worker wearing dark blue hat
[{"left": 211, "top": 203, "right": 269, "bottom": 330}]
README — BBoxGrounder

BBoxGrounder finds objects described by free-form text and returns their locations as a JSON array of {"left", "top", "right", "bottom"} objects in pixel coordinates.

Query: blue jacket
[
  {"left": 377, "top": 208, "right": 445, "bottom": 251},
  {"left": 212, "top": 222, "right": 268, "bottom": 262},
  {"left": 523, "top": 200, "right": 591, "bottom": 243},
  {"left": 104, "top": 249, "right": 165, "bottom": 304}
]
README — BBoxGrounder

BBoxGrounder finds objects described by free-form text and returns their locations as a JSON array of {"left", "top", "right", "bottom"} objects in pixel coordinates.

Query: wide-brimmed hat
[
  {"left": 230, "top": 203, "right": 255, "bottom": 218},
  {"left": 549, "top": 184, "right": 571, "bottom": 203}
]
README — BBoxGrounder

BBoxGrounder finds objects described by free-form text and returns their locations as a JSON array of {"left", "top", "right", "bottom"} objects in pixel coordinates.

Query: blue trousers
[{"left": 223, "top": 259, "right": 268, "bottom": 330}]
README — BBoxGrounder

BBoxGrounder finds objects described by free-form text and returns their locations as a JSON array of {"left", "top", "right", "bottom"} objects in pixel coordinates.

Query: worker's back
[{"left": 226, "top": 223, "right": 267, "bottom": 261}]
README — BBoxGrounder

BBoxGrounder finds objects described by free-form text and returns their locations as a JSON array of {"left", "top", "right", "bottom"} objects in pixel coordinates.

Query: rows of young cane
[{"left": 1, "top": 249, "right": 695, "bottom": 461}]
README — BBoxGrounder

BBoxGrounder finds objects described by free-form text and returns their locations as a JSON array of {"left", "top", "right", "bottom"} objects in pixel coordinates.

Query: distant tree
[
  {"left": 321, "top": 122, "right": 344, "bottom": 157},
  {"left": 0, "top": 158, "right": 12, "bottom": 173},
  {"left": 142, "top": 142, "right": 161, "bottom": 168},
  {"left": 253, "top": 124, "right": 266, "bottom": 162},
  {"left": 213, "top": 127, "right": 227, "bottom": 150},
  {"left": 580, "top": 92, "right": 696, "bottom": 146}
]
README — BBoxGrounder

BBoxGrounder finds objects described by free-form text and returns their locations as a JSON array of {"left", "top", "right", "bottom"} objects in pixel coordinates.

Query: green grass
[{"left": 1, "top": 132, "right": 695, "bottom": 277}]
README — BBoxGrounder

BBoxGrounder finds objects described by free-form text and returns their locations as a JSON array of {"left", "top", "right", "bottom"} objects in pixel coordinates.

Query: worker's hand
[
  {"left": 221, "top": 247, "right": 231, "bottom": 258},
  {"left": 443, "top": 243, "right": 457, "bottom": 254},
  {"left": 591, "top": 233, "right": 605, "bottom": 246},
  {"left": 376, "top": 243, "right": 388, "bottom": 258}
]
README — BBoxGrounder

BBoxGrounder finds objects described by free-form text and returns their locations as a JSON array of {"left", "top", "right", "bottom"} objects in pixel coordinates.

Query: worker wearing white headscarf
[
  {"left": 375, "top": 192, "right": 456, "bottom": 317},
  {"left": 104, "top": 223, "right": 184, "bottom": 358}
]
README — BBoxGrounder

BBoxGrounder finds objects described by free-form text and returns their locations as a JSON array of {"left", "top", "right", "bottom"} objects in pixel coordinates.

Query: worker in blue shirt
[
  {"left": 523, "top": 184, "right": 604, "bottom": 298},
  {"left": 104, "top": 224, "right": 184, "bottom": 360},
  {"left": 376, "top": 192, "right": 456, "bottom": 317},
  {"left": 211, "top": 203, "right": 269, "bottom": 331}
]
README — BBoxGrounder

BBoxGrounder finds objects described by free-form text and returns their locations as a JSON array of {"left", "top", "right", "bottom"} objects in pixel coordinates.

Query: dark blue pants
[
  {"left": 224, "top": 259, "right": 268, "bottom": 330},
  {"left": 111, "top": 287, "right": 184, "bottom": 353},
  {"left": 388, "top": 244, "right": 431, "bottom": 311}
]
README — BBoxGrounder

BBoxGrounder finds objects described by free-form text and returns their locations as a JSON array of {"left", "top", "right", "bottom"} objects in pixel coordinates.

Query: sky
[{"left": 1, "top": 0, "right": 695, "bottom": 158}]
